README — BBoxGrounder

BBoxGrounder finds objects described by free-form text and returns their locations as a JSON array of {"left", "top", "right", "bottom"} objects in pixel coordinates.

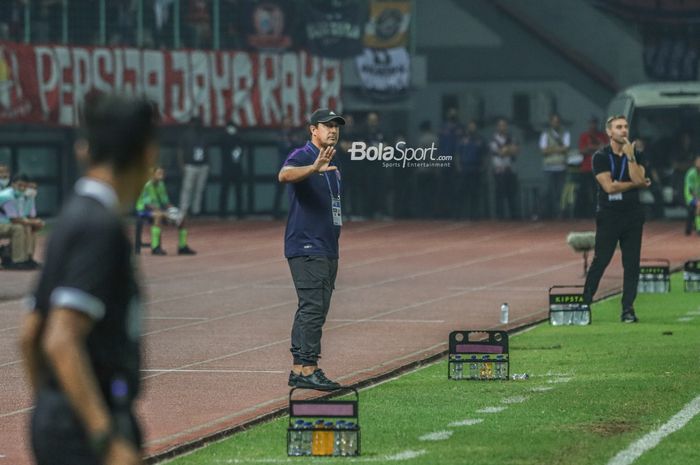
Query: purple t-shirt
[{"left": 283, "top": 141, "right": 341, "bottom": 259}]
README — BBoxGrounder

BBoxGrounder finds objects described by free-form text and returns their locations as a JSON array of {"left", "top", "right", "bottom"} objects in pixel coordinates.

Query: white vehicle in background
[{"left": 607, "top": 82, "right": 700, "bottom": 218}]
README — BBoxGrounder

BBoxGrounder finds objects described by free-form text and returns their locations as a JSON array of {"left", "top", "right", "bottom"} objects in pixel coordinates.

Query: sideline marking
[
  {"left": 530, "top": 386, "right": 554, "bottom": 392},
  {"left": 328, "top": 318, "right": 445, "bottom": 324},
  {"left": 145, "top": 316, "right": 208, "bottom": 320},
  {"left": 548, "top": 377, "right": 572, "bottom": 384},
  {"left": 606, "top": 395, "right": 700, "bottom": 465},
  {"left": 501, "top": 396, "right": 529, "bottom": 404},
  {"left": 448, "top": 419, "right": 484, "bottom": 427},
  {"left": 419, "top": 431, "right": 453, "bottom": 441},
  {"left": 141, "top": 369, "right": 283, "bottom": 374},
  {"left": 0, "top": 407, "right": 33, "bottom": 419},
  {"left": 676, "top": 317, "right": 693, "bottom": 322},
  {"left": 476, "top": 406, "right": 507, "bottom": 414}
]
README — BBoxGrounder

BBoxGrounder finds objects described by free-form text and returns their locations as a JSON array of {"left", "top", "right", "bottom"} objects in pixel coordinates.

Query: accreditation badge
[{"left": 332, "top": 197, "right": 342, "bottom": 226}]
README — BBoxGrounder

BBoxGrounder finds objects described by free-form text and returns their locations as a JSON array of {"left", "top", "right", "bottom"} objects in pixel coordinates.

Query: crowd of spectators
[{"left": 0, "top": 0, "right": 243, "bottom": 49}]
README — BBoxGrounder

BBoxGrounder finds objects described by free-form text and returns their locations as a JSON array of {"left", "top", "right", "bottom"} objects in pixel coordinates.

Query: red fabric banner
[{"left": 0, "top": 42, "right": 342, "bottom": 128}]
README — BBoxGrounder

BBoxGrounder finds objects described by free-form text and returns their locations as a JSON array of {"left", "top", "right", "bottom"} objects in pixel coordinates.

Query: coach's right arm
[{"left": 278, "top": 146, "right": 337, "bottom": 183}]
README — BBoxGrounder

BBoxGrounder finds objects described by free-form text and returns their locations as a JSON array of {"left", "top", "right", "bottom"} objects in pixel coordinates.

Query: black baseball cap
[{"left": 309, "top": 108, "right": 346, "bottom": 125}]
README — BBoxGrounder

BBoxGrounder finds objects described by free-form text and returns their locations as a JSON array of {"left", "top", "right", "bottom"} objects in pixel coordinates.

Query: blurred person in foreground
[
  {"left": 19, "top": 92, "right": 158, "bottom": 465},
  {"left": 582, "top": 115, "right": 651, "bottom": 323}
]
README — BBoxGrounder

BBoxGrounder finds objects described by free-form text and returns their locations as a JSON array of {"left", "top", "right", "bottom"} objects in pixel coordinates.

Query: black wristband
[{"left": 89, "top": 427, "right": 113, "bottom": 457}]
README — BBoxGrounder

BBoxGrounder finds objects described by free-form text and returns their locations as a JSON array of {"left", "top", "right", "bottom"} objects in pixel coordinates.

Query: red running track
[{"left": 0, "top": 219, "right": 696, "bottom": 464}]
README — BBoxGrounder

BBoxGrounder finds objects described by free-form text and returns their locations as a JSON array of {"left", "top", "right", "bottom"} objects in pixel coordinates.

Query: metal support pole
[
  {"left": 137, "top": 0, "right": 144, "bottom": 47},
  {"left": 213, "top": 0, "right": 220, "bottom": 50},
  {"left": 23, "top": 2, "right": 30, "bottom": 43},
  {"left": 99, "top": 0, "right": 106, "bottom": 45},
  {"left": 174, "top": 0, "right": 181, "bottom": 48},
  {"left": 62, "top": 0, "right": 68, "bottom": 45}
]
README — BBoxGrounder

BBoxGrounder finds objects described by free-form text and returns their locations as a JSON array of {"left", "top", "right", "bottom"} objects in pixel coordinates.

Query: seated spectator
[
  {"left": 136, "top": 166, "right": 196, "bottom": 256},
  {"left": 685, "top": 154, "right": 700, "bottom": 236},
  {"left": 17, "top": 175, "right": 44, "bottom": 253},
  {"left": 0, "top": 174, "right": 38, "bottom": 270}
]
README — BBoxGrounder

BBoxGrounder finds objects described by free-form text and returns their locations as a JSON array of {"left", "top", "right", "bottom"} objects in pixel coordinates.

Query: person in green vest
[
  {"left": 136, "top": 166, "right": 196, "bottom": 255},
  {"left": 685, "top": 154, "right": 700, "bottom": 236}
]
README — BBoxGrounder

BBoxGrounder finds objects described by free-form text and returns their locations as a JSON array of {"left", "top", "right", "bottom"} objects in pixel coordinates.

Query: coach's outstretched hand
[{"left": 313, "top": 146, "right": 337, "bottom": 173}]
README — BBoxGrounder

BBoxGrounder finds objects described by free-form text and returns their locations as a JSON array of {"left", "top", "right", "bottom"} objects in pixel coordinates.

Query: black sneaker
[
  {"left": 152, "top": 246, "right": 167, "bottom": 256},
  {"left": 292, "top": 369, "right": 341, "bottom": 391},
  {"left": 178, "top": 245, "right": 197, "bottom": 255},
  {"left": 27, "top": 258, "right": 42, "bottom": 269},
  {"left": 621, "top": 309, "right": 639, "bottom": 323},
  {"left": 288, "top": 371, "right": 300, "bottom": 387}
]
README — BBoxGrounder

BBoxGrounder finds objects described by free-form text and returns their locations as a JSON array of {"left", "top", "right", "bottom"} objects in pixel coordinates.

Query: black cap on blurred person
[{"left": 309, "top": 109, "right": 346, "bottom": 126}]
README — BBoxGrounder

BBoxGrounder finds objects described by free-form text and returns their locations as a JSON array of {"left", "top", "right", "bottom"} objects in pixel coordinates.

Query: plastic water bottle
[
  {"left": 500, "top": 302, "right": 509, "bottom": 324},
  {"left": 637, "top": 274, "right": 645, "bottom": 293},
  {"left": 495, "top": 354, "right": 505, "bottom": 379},
  {"left": 469, "top": 355, "right": 479, "bottom": 379},
  {"left": 480, "top": 355, "right": 492, "bottom": 379},
  {"left": 289, "top": 419, "right": 305, "bottom": 456},
  {"left": 312, "top": 419, "right": 325, "bottom": 456},
  {"left": 655, "top": 274, "right": 664, "bottom": 293},
  {"left": 301, "top": 422, "right": 313, "bottom": 456},
  {"left": 645, "top": 273, "right": 655, "bottom": 292},
  {"left": 453, "top": 355, "right": 463, "bottom": 380},
  {"left": 344, "top": 422, "right": 358, "bottom": 456},
  {"left": 334, "top": 421, "right": 346, "bottom": 456},
  {"left": 577, "top": 305, "right": 590, "bottom": 325},
  {"left": 324, "top": 422, "right": 335, "bottom": 455},
  {"left": 550, "top": 305, "right": 563, "bottom": 325}
]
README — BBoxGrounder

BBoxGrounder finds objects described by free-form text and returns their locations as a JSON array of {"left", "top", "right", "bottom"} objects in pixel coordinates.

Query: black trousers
[
  {"left": 544, "top": 170, "right": 566, "bottom": 219},
  {"left": 583, "top": 208, "right": 645, "bottom": 310},
  {"left": 494, "top": 170, "right": 519, "bottom": 220},
  {"left": 219, "top": 162, "right": 243, "bottom": 218},
  {"left": 288, "top": 256, "right": 338, "bottom": 366},
  {"left": 31, "top": 387, "right": 141, "bottom": 465},
  {"left": 457, "top": 171, "right": 483, "bottom": 220}
]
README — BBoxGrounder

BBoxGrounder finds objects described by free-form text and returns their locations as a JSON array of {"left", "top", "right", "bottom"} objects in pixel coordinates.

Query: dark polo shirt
[{"left": 283, "top": 141, "right": 341, "bottom": 259}]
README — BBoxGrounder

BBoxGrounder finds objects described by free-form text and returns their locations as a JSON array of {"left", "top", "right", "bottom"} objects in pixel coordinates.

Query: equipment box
[
  {"left": 549, "top": 285, "right": 591, "bottom": 325},
  {"left": 684, "top": 260, "right": 700, "bottom": 292},
  {"left": 448, "top": 330, "right": 509, "bottom": 380},
  {"left": 638, "top": 258, "right": 671, "bottom": 293},
  {"left": 287, "top": 387, "right": 360, "bottom": 457}
]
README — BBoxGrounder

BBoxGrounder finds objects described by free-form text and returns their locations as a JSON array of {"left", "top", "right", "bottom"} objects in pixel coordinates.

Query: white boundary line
[
  {"left": 141, "top": 369, "right": 283, "bottom": 374},
  {"left": 327, "top": 318, "right": 445, "bottom": 324},
  {"left": 606, "top": 395, "right": 700, "bottom": 465}
]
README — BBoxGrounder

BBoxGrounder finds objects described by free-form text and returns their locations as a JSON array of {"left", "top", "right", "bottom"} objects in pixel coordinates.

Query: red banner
[{"left": 0, "top": 42, "right": 342, "bottom": 128}]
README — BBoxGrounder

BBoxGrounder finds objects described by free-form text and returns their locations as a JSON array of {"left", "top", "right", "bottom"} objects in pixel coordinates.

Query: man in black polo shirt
[
  {"left": 583, "top": 115, "right": 651, "bottom": 323},
  {"left": 19, "top": 93, "right": 157, "bottom": 465},
  {"left": 279, "top": 108, "right": 345, "bottom": 390}
]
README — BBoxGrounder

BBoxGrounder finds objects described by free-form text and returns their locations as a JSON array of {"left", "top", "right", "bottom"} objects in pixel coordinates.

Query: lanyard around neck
[
  {"left": 608, "top": 153, "right": 627, "bottom": 182},
  {"left": 305, "top": 143, "right": 340, "bottom": 198},
  {"left": 324, "top": 171, "right": 340, "bottom": 199}
]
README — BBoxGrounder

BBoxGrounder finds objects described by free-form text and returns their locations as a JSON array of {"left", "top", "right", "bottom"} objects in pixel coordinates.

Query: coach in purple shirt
[{"left": 278, "top": 108, "right": 345, "bottom": 391}]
